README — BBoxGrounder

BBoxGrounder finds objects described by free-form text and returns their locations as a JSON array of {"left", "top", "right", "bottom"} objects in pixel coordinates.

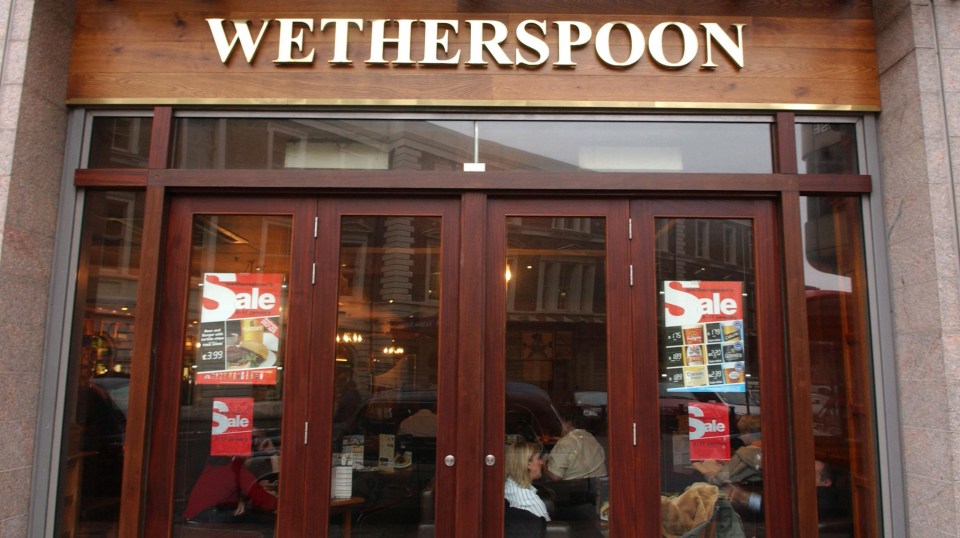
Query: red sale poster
[
  {"left": 210, "top": 397, "right": 254, "bottom": 457},
  {"left": 662, "top": 281, "right": 746, "bottom": 393},
  {"left": 196, "top": 273, "right": 283, "bottom": 385},
  {"left": 688, "top": 402, "right": 731, "bottom": 461}
]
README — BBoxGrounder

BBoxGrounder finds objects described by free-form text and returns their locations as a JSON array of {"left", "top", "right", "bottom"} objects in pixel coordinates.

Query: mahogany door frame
[
  {"left": 630, "top": 198, "right": 790, "bottom": 537},
  {"left": 143, "top": 193, "right": 797, "bottom": 538},
  {"left": 146, "top": 195, "right": 464, "bottom": 537}
]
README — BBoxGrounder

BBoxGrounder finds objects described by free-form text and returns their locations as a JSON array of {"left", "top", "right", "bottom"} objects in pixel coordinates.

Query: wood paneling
[
  {"left": 68, "top": 1, "right": 879, "bottom": 110},
  {"left": 149, "top": 169, "right": 807, "bottom": 192},
  {"left": 74, "top": 168, "right": 148, "bottom": 187},
  {"left": 118, "top": 184, "right": 164, "bottom": 538},
  {"left": 779, "top": 190, "right": 820, "bottom": 538},
  {"left": 457, "top": 0, "right": 874, "bottom": 19}
]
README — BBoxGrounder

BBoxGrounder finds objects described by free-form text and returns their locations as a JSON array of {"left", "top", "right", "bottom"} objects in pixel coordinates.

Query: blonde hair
[{"left": 504, "top": 440, "right": 540, "bottom": 488}]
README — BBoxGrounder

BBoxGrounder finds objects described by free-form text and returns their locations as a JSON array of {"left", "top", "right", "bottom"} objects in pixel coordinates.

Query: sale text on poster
[
  {"left": 662, "top": 280, "right": 746, "bottom": 393},
  {"left": 197, "top": 273, "right": 282, "bottom": 385},
  {"left": 211, "top": 397, "right": 254, "bottom": 457},
  {"left": 688, "top": 402, "right": 732, "bottom": 461}
]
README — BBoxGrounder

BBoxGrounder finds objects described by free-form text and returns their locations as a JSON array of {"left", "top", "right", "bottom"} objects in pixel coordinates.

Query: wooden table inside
[{"left": 330, "top": 496, "right": 365, "bottom": 538}]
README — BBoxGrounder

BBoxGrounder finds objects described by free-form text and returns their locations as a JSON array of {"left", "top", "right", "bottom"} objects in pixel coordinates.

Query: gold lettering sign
[{"left": 206, "top": 18, "right": 747, "bottom": 70}]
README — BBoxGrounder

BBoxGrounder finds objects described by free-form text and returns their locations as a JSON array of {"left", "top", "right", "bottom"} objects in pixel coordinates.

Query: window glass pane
[
  {"left": 503, "top": 217, "right": 610, "bottom": 536},
  {"left": 796, "top": 123, "right": 859, "bottom": 174},
  {"left": 173, "top": 119, "right": 474, "bottom": 170},
  {"left": 331, "top": 216, "right": 443, "bottom": 536},
  {"left": 656, "top": 217, "right": 764, "bottom": 536},
  {"left": 174, "top": 215, "right": 293, "bottom": 534},
  {"left": 56, "top": 190, "right": 145, "bottom": 537},
  {"left": 87, "top": 117, "right": 153, "bottom": 168},
  {"left": 802, "top": 196, "right": 877, "bottom": 535},
  {"left": 478, "top": 122, "right": 773, "bottom": 173}
]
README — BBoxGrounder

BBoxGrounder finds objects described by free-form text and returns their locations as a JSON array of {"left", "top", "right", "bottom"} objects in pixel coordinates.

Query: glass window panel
[
  {"left": 503, "top": 217, "right": 610, "bottom": 536},
  {"left": 656, "top": 217, "right": 764, "bottom": 536},
  {"left": 87, "top": 117, "right": 153, "bottom": 168},
  {"left": 56, "top": 190, "right": 145, "bottom": 537},
  {"left": 802, "top": 196, "right": 878, "bottom": 536},
  {"left": 796, "top": 123, "right": 859, "bottom": 174},
  {"left": 172, "top": 119, "right": 474, "bottom": 170},
  {"left": 330, "top": 216, "right": 443, "bottom": 536},
  {"left": 479, "top": 122, "right": 773, "bottom": 173},
  {"left": 173, "top": 215, "right": 293, "bottom": 535}
]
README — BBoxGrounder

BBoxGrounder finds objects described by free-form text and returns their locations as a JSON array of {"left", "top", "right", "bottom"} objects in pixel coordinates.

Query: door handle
[
  {"left": 485, "top": 455, "right": 496, "bottom": 466},
  {"left": 444, "top": 455, "right": 456, "bottom": 467}
]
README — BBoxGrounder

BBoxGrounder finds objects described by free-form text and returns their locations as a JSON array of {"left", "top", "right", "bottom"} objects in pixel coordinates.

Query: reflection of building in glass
[
  {"left": 655, "top": 219, "right": 754, "bottom": 282},
  {"left": 169, "top": 119, "right": 776, "bottom": 173},
  {"left": 797, "top": 123, "right": 859, "bottom": 175},
  {"left": 504, "top": 217, "right": 608, "bottom": 409},
  {"left": 336, "top": 217, "right": 442, "bottom": 403},
  {"left": 175, "top": 119, "right": 478, "bottom": 170}
]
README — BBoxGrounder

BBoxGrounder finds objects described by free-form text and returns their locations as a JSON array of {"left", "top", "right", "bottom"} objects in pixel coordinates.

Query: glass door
[
  {"left": 631, "top": 199, "right": 789, "bottom": 538},
  {"left": 150, "top": 197, "right": 460, "bottom": 538},
  {"left": 482, "top": 200, "right": 634, "bottom": 537},
  {"left": 303, "top": 199, "right": 461, "bottom": 538},
  {"left": 147, "top": 195, "right": 790, "bottom": 538},
  {"left": 146, "top": 196, "right": 316, "bottom": 537},
  {"left": 480, "top": 198, "right": 787, "bottom": 538}
]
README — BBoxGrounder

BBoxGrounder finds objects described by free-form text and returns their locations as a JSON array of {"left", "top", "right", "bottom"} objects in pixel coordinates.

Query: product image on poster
[
  {"left": 196, "top": 273, "right": 283, "bottom": 385},
  {"left": 662, "top": 281, "right": 746, "bottom": 393}
]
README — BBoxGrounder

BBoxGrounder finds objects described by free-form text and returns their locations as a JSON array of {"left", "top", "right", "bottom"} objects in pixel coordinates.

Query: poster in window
[
  {"left": 688, "top": 401, "right": 731, "bottom": 461},
  {"left": 662, "top": 280, "right": 746, "bottom": 393},
  {"left": 211, "top": 397, "right": 254, "bottom": 456},
  {"left": 196, "top": 273, "right": 282, "bottom": 385}
]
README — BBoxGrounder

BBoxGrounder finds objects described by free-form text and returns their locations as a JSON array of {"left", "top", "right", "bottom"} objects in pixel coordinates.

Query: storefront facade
[{"left": 2, "top": 0, "right": 958, "bottom": 536}]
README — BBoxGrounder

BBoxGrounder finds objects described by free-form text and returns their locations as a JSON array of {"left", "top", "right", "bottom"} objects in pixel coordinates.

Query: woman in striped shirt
[{"left": 504, "top": 440, "right": 551, "bottom": 521}]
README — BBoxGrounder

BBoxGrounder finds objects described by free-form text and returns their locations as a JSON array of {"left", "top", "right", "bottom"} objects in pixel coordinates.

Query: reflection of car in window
[
  {"left": 80, "top": 373, "right": 130, "bottom": 519},
  {"left": 573, "top": 391, "right": 607, "bottom": 434},
  {"left": 338, "top": 382, "right": 564, "bottom": 453}
]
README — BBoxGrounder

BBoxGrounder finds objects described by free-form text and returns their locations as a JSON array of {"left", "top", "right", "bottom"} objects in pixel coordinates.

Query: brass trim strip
[{"left": 65, "top": 97, "right": 880, "bottom": 112}]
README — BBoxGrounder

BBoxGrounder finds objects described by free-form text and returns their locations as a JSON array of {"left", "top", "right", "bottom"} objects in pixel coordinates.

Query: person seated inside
[
  {"left": 543, "top": 405, "right": 607, "bottom": 482},
  {"left": 730, "top": 414, "right": 761, "bottom": 451},
  {"left": 504, "top": 440, "right": 551, "bottom": 536},
  {"left": 183, "top": 453, "right": 278, "bottom": 524},
  {"left": 398, "top": 405, "right": 438, "bottom": 437},
  {"left": 720, "top": 459, "right": 842, "bottom": 519}
]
